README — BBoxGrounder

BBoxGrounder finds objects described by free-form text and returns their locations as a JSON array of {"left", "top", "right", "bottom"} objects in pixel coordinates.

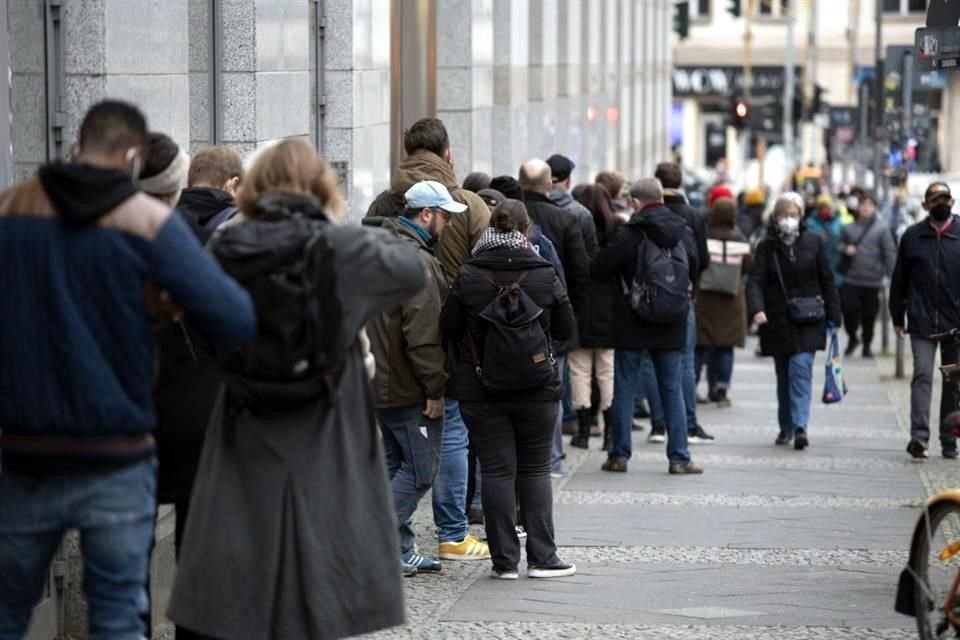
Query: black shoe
[
  {"left": 715, "top": 388, "right": 731, "bottom": 408},
  {"left": 668, "top": 460, "right": 704, "bottom": 474},
  {"left": 634, "top": 400, "right": 651, "bottom": 419},
  {"left": 602, "top": 409, "right": 614, "bottom": 452},
  {"left": 528, "top": 561, "right": 577, "bottom": 578},
  {"left": 845, "top": 336, "right": 860, "bottom": 357},
  {"left": 775, "top": 430, "right": 793, "bottom": 445},
  {"left": 647, "top": 427, "right": 666, "bottom": 443},
  {"left": 688, "top": 424, "right": 715, "bottom": 444},
  {"left": 944, "top": 449, "right": 959, "bottom": 460},
  {"left": 862, "top": 347, "right": 874, "bottom": 359},
  {"left": 907, "top": 440, "right": 929, "bottom": 460},
  {"left": 570, "top": 408, "right": 591, "bottom": 449},
  {"left": 601, "top": 456, "right": 628, "bottom": 472},
  {"left": 794, "top": 430, "right": 809, "bottom": 450}
]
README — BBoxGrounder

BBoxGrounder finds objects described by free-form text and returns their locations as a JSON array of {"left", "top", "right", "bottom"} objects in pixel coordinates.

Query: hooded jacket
[
  {"left": 663, "top": 189, "right": 708, "bottom": 284},
  {"left": 365, "top": 149, "right": 491, "bottom": 281},
  {"left": 590, "top": 204, "right": 696, "bottom": 351},
  {"left": 549, "top": 186, "right": 600, "bottom": 258},
  {"left": 0, "top": 163, "right": 255, "bottom": 473},
  {"left": 177, "top": 186, "right": 238, "bottom": 241},
  {"left": 366, "top": 217, "right": 447, "bottom": 408}
]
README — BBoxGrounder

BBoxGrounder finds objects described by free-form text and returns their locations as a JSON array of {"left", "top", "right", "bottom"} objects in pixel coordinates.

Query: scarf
[{"left": 471, "top": 227, "right": 531, "bottom": 256}]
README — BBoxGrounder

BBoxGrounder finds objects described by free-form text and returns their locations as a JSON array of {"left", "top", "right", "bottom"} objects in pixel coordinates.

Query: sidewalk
[{"left": 366, "top": 342, "right": 943, "bottom": 639}]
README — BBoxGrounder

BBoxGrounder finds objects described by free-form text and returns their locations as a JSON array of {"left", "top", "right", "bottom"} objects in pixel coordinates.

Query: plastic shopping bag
[{"left": 822, "top": 326, "right": 848, "bottom": 404}]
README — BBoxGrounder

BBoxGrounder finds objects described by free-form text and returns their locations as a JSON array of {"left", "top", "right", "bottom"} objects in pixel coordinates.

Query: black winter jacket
[
  {"left": 664, "top": 190, "right": 708, "bottom": 284},
  {"left": 747, "top": 229, "right": 842, "bottom": 356},
  {"left": 578, "top": 222, "right": 618, "bottom": 349},
  {"left": 523, "top": 191, "right": 589, "bottom": 321},
  {"left": 590, "top": 205, "right": 696, "bottom": 351},
  {"left": 890, "top": 215, "right": 960, "bottom": 337},
  {"left": 441, "top": 247, "right": 576, "bottom": 403}
]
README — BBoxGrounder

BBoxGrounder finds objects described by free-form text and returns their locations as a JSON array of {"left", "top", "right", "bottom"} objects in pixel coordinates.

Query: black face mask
[{"left": 930, "top": 204, "right": 953, "bottom": 222}]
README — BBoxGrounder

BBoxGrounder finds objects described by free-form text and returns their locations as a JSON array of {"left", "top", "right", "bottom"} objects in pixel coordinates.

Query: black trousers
[
  {"left": 460, "top": 400, "right": 560, "bottom": 572},
  {"left": 842, "top": 284, "right": 881, "bottom": 348}
]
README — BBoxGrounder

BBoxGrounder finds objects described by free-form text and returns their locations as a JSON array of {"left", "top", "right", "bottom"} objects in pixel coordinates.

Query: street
[{"left": 368, "top": 341, "right": 951, "bottom": 639}]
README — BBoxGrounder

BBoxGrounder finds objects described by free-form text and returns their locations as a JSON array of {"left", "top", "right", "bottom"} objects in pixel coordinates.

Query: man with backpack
[
  {"left": 176, "top": 145, "right": 244, "bottom": 239},
  {"left": 591, "top": 178, "right": 703, "bottom": 475},
  {"left": 368, "top": 181, "right": 474, "bottom": 574}
]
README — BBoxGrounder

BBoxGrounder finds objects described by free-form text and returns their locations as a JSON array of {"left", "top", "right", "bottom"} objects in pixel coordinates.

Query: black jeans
[
  {"left": 460, "top": 400, "right": 560, "bottom": 572},
  {"left": 842, "top": 284, "right": 881, "bottom": 349}
]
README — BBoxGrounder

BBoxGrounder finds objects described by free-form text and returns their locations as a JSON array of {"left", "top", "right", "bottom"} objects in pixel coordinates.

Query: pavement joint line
[
  {"left": 587, "top": 449, "right": 915, "bottom": 472},
  {"left": 555, "top": 545, "right": 907, "bottom": 566},
  {"left": 676, "top": 423, "right": 905, "bottom": 439},
  {"left": 555, "top": 491, "right": 924, "bottom": 510}
]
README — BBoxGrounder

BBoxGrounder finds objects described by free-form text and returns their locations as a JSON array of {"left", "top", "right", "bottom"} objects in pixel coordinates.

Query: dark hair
[
  {"left": 576, "top": 184, "right": 620, "bottom": 244},
  {"left": 139, "top": 132, "right": 180, "bottom": 180},
  {"left": 654, "top": 162, "right": 683, "bottom": 189},
  {"left": 491, "top": 199, "right": 530, "bottom": 234},
  {"left": 571, "top": 183, "right": 590, "bottom": 201},
  {"left": 403, "top": 118, "right": 450, "bottom": 157},
  {"left": 462, "top": 171, "right": 491, "bottom": 193},
  {"left": 489, "top": 175, "right": 524, "bottom": 201},
  {"left": 78, "top": 100, "right": 148, "bottom": 152},
  {"left": 860, "top": 191, "right": 878, "bottom": 206},
  {"left": 594, "top": 171, "right": 625, "bottom": 200},
  {"left": 188, "top": 145, "right": 243, "bottom": 188}
]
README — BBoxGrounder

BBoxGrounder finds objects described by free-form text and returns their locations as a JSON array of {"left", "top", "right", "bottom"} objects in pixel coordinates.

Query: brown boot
[{"left": 570, "top": 408, "right": 591, "bottom": 449}]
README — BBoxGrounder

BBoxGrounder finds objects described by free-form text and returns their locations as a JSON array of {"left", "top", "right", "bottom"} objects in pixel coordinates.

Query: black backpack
[
  {"left": 468, "top": 270, "right": 556, "bottom": 394},
  {"left": 211, "top": 213, "right": 342, "bottom": 409},
  {"left": 625, "top": 235, "right": 691, "bottom": 324}
]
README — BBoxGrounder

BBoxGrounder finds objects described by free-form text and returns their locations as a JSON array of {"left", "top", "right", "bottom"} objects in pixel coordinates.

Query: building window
[
  {"left": 691, "top": 0, "right": 710, "bottom": 18},
  {"left": 756, "top": 0, "right": 788, "bottom": 18},
  {"left": 884, "top": 0, "right": 926, "bottom": 13}
]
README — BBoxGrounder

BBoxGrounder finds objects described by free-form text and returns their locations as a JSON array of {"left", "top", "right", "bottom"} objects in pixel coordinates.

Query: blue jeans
[
  {"left": 610, "top": 349, "right": 690, "bottom": 463},
  {"left": 683, "top": 306, "right": 699, "bottom": 429},
  {"left": 551, "top": 355, "right": 567, "bottom": 473},
  {"left": 695, "top": 346, "right": 735, "bottom": 390},
  {"left": 774, "top": 352, "right": 815, "bottom": 433},
  {"left": 0, "top": 458, "right": 157, "bottom": 640},
  {"left": 378, "top": 405, "right": 444, "bottom": 554},
  {"left": 432, "top": 399, "right": 470, "bottom": 543},
  {"left": 640, "top": 351, "right": 665, "bottom": 428}
]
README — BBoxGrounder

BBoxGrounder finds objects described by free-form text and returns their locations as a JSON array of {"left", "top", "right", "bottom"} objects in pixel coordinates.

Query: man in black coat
[
  {"left": 890, "top": 182, "right": 960, "bottom": 460},
  {"left": 591, "top": 178, "right": 703, "bottom": 476}
]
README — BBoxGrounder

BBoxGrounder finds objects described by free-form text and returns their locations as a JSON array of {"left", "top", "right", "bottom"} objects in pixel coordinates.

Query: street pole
[
  {"left": 742, "top": 0, "right": 754, "bottom": 185},
  {"left": 872, "top": 0, "right": 884, "bottom": 201},
  {"left": 857, "top": 82, "right": 868, "bottom": 185},
  {"left": 806, "top": 0, "right": 818, "bottom": 165},
  {"left": 903, "top": 51, "right": 913, "bottom": 143},
  {"left": 784, "top": 6, "right": 796, "bottom": 173}
]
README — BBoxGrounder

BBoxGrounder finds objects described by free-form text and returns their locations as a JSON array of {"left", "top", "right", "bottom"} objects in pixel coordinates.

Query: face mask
[
  {"left": 777, "top": 217, "right": 800, "bottom": 243},
  {"left": 930, "top": 203, "right": 952, "bottom": 222},
  {"left": 818, "top": 207, "right": 832, "bottom": 221}
]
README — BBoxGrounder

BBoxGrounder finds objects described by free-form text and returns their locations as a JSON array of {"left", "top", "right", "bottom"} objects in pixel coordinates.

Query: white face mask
[{"left": 777, "top": 216, "right": 800, "bottom": 243}]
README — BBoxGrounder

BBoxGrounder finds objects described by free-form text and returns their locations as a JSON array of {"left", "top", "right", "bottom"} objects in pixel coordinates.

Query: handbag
[
  {"left": 773, "top": 251, "right": 825, "bottom": 325},
  {"left": 822, "top": 325, "right": 848, "bottom": 404},
  {"left": 699, "top": 239, "right": 742, "bottom": 296}
]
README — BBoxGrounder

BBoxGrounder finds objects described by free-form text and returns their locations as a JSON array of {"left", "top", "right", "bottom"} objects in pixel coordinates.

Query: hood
[
  {"left": 251, "top": 190, "right": 327, "bottom": 221},
  {"left": 662, "top": 189, "right": 688, "bottom": 206},
  {"left": 709, "top": 199, "right": 737, "bottom": 229},
  {"left": 177, "top": 187, "right": 236, "bottom": 227},
  {"left": 37, "top": 162, "right": 139, "bottom": 224},
  {"left": 390, "top": 150, "right": 459, "bottom": 196},
  {"left": 468, "top": 245, "right": 550, "bottom": 271},
  {"left": 631, "top": 205, "right": 687, "bottom": 249},
  {"left": 549, "top": 187, "right": 574, "bottom": 207}
]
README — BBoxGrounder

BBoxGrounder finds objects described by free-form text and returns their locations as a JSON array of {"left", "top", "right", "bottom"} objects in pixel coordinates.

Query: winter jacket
[
  {"left": 738, "top": 203, "right": 766, "bottom": 239},
  {"left": 590, "top": 205, "right": 696, "bottom": 351},
  {"left": 890, "top": 215, "right": 960, "bottom": 337},
  {"left": 530, "top": 225, "right": 566, "bottom": 289},
  {"left": 0, "top": 164, "right": 255, "bottom": 474},
  {"left": 838, "top": 215, "right": 896, "bottom": 289},
  {"left": 696, "top": 210, "right": 753, "bottom": 349},
  {"left": 366, "top": 218, "right": 446, "bottom": 408},
  {"left": 577, "top": 217, "right": 618, "bottom": 350},
  {"left": 177, "top": 186, "right": 238, "bottom": 242},
  {"left": 747, "top": 229, "right": 842, "bottom": 356},
  {"left": 804, "top": 212, "right": 845, "bottom": 288},
  {"left": 366, "top": 149, "right": 490, "bottom": 280},
  {"left": 549, "top": 186, "right": 599, "bottom": 258},
  {"left": 441, "top": 246, "right": 576, "bottom": 404},
  {"left": 523, "top": 191, "right": 590, "bottom": 324},
  {"left": 663, "top": 189, "right": 708, "bottom": 284}
]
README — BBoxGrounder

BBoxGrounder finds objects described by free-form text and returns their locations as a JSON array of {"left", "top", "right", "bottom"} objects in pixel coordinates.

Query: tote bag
[{"left": 822, "top": 326, "right": 848, "bottom": 404}]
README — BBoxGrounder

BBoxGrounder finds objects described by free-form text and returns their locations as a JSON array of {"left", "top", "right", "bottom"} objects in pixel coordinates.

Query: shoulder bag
[{"left": 773, "top": 251, "right": 825, "bottom": 325}]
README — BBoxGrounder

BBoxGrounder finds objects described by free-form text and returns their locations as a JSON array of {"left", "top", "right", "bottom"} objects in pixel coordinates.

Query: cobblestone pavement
[{"left": 363, "top": 342, "right": 954, "bottom": 639}]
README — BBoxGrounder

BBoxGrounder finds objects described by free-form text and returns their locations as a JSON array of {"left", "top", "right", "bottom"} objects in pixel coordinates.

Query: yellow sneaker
[{"left": 438, "top": 534, "right": 490, "bottom": 561}]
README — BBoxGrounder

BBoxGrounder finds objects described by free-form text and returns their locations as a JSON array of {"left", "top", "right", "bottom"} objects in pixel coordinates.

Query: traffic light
[
  {"left": 673, "top": 1, "right": 690, "bottom": 40},
  {"left": 731, "top": 97, "right": 750, "bottom": 129},
  {"left": 726, "top": 0, "right": 742, "bottom": 18}
]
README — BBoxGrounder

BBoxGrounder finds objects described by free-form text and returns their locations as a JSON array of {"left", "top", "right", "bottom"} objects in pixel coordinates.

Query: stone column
[{"left": 492, "top": 0, "right": 530, "bottom": 176}]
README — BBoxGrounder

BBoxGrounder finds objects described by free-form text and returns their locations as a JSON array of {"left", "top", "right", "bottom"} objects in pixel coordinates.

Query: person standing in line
[
  {"left": 441, "top": 199, "right": 578, "bottom": 580},
  {"left": 891, "top": 182, "right": 960, "bottom": 460},
  {"left": 169, "top": 139, "right": 421, "bottom": 639},
  {"left": 592, "top": 178, "right": 703, "bottom": 475},
  {"left": 463, "top": 171, "right": 492, "bottom": 194},
  {"left": 176, "top": 145, "right": 245, "bottom": 239},
  {"left": 568, "top": 184, "right": 620, "bottom": 451},
  {"left": 695, "top": 196, "right": 753, "bottom": 407},
  {"left": 838, "top": 192, "right": 896, "bottom": 358},
  {"left": 747, "top": 193, "right": 841, "bottom": 450},
  {"left": 0, "top": 100, "right": 255, "bottom": 640}
]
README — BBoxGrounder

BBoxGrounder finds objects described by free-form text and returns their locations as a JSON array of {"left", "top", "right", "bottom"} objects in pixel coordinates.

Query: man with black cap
[
  {"left": 891, "top": 181, "right": 960, "bottom": 460},
  {"left": 547, "top": 153, "right": 598, "bottom": 257}
]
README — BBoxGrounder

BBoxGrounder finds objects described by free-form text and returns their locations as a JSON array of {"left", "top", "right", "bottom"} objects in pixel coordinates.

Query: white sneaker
[
  {"left": 528, "top": 562, "right": 577, "bottom": 578},
  {"left": 515, "top": 525, "right": 527, "bottom": 541},
  {"left": 647, "top": 430, "right": 666, "bottom": 444}
]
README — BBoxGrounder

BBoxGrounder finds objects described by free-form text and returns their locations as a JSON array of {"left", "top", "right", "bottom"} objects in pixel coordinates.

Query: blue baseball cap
[{"left": 404, "top": 180, "right": 468, "bottom": 214}]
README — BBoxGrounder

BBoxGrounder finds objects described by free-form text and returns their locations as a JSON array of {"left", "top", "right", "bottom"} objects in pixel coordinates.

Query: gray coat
[
  {"left": 168, "top": 221, "right": 426, "bottom": 640},
  {"left": 838, "top": 216, "right": 896, "bottom": 288}
]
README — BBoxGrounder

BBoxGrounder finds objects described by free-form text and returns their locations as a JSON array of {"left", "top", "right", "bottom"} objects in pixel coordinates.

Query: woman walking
[
  {"left": 441, "top": 199, "right": 577, "bottom": 580},
  {"left": 568, "top": 184, "right": 621, "bottom": 449},
  {"left": 747, "top": 192, "right": 841, "bottom": 450},
  {"left": 169, "top": 139, "right": 425, "bottom": 639}
]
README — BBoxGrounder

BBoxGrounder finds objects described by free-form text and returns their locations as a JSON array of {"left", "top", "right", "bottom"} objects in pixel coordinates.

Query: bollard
[
  {"left": 895, "top": 334, "right": 905, "bottom": 379},
  {"left": 881, "top": 287, "right": 890, "bottom": 356}
]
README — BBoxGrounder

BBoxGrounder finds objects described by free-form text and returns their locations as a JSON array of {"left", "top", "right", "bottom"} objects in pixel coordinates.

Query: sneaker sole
[
  {"left": 490, "top": 570, "right": 519, "bottom": 580},
  {"left": 647, "top": 437, "right": 666, "bottom": 444},
  {"left": 528, "top": 566, "right": 577, "bottom": 578},
  {"left": 688, "top": 438, "right": 715, "bottom": 444},
  {"left": 439, "top": 553, "right": 491, "bottom": 561}
]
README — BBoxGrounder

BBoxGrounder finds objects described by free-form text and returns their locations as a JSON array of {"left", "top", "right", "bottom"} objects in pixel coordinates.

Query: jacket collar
[
  {"left": 386, "top": 217, "right": 435, "bottom": 252},
  {"left": 523, "top": 191, "right": 554, "bottom": 205},
  {"left": 918, "top": 215, "right": 960, "bottom": 239}
]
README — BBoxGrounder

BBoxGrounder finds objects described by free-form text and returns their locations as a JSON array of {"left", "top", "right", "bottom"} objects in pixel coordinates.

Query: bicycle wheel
[{"left": 913, "top": 499, "right": 960, "bottom": 639}]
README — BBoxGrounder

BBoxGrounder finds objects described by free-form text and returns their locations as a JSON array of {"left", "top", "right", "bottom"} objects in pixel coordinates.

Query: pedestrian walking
[
  {"left": 890, "top": 182, "right": 960, "bottom": 460},
  {"left": 838, "top": 192, "right": 896, "bottom": 358},
  {"left": 366, "top": 117, "right": 491, "bottom": 564},
  {"left": 747, "top": 192, "right": 842, "bottom": 450},
  {"left": 738, "top": 188, "right": 767, "bottom": 239},
  {"left": 568, "top": 184, "right": 620, "bottom": 451},
  {"left": 169, "top": 139, "right": 422, "bottom": 639},
  {"left": 592, "top": 178, "right": 703, "bottom": 475},
  {"left": 804, "top": 193, "right": 845, "bottom": 289},
  {"left": 441, "top": 199, "right": 578, "bottom": 580},
  {"left": 696, "top": 196, "right": 753, "bottom": 407},
  {"left": 0, "top": 100, "right": 255, "bottom": 640},
  {"left": 368, "top": 180, "right": 473, "bottom": 574}
]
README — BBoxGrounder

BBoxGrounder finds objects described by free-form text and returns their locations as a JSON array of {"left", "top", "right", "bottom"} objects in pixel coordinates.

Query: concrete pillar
[
  {"left": 436, "top": 0, "right": 484, "bottom": 175},
  {"left": 491, "top": 0, "right": 529, "bottom": 177},
  {"left": 0, "top": 1, "right": 11, "bottom": 189}
]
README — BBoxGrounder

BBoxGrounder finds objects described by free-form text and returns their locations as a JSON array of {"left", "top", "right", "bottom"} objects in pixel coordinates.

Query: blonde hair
[{"left": 238, "top": 139, "right": 345, "bottom": 220}]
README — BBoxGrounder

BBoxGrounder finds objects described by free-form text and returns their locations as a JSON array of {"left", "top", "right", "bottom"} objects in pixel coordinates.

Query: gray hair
[
  {"left": 628, "top": 178, "right": 664, "bottom": 206},
  {"left": 773, "top": 192, "right": 804, "bottom": 218},
  {"left": 518, "top": 159, "right": 552, "bottom": 194}
]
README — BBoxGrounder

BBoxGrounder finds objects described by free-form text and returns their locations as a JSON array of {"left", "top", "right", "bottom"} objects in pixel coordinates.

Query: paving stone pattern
[{"left": 362, "top": 342, "right": 939, "bottom": 639}]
